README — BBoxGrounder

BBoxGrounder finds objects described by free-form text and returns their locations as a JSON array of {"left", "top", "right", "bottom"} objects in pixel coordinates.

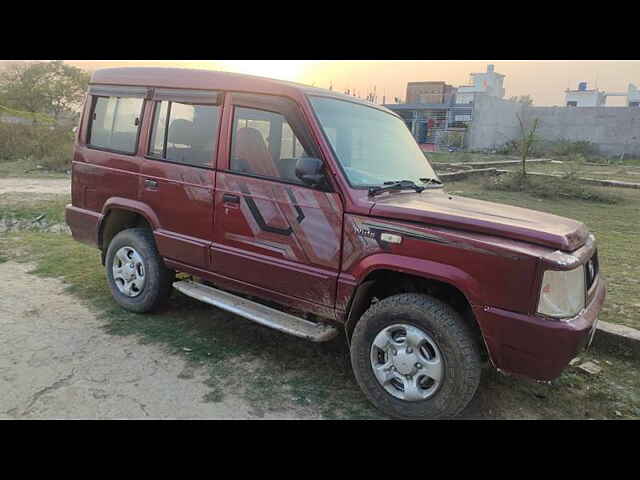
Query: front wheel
[
  {"left": 350, "top": 293, "right": 481, "bottom": 419},
  {"left": 105, "top": 228, "right": 175, "bottom": 313}
]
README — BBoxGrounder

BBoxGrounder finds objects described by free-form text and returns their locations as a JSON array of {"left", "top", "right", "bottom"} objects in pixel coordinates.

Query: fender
[
  {"left": 346, "top": 252, "right": 483, "bottom": 309},
  {"left": 340, "top": 253, "right": 484, "bottom": 345},
  {"left": 97, "top": 197, "right": 161, "bottom": 248}
]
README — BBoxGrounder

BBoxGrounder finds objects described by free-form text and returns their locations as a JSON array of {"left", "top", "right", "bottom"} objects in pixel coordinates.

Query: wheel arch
[
  {"left": 98, "top": 198, "right": 160, "bottom": 264},
  {"left": 344, "top": 258, "right": 485, "bottom": 353}
]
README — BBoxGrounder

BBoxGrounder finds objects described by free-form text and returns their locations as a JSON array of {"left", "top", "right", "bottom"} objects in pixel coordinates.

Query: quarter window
[
  {"left": 148, "top": 101, "right": 220, "bottom": 168},
  {"left": 88, "top": 96, "right": 143, "bottom": 154}
]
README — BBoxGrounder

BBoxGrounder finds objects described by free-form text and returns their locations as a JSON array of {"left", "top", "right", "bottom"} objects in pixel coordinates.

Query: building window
[
  {"left": 148, "top": 101, "right": 221, "bottom": 168},
  {"left": 88, "top": 96, "right": 144, "bottom": 154},
  {"left": 567, "top": 101, "right": 578, "bottom": 107}
]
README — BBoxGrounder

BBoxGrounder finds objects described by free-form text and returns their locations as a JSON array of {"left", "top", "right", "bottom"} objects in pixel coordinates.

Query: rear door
[
  {"left": 77, "top": 86, "right": 147, "bottom": 213},
  {"left": 212, "top": 93, "right": 343, "bottom": 307},
  {"left": 139, "top": 89, "right": 222, "bottom": 269}
]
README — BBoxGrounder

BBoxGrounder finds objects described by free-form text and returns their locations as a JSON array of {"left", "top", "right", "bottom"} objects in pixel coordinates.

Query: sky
[{"left": 9, "top": 60, "right": 640, "bottom": 107}]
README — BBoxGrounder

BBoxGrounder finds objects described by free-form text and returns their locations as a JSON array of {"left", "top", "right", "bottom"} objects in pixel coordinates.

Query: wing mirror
[{"left": 295, "top": 157, "right": 327, "bottom": 188}]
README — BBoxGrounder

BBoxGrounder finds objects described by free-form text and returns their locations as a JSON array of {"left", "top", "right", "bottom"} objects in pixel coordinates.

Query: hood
[{"left": 370, "top": 190, "right": 588, "bottom": 252}]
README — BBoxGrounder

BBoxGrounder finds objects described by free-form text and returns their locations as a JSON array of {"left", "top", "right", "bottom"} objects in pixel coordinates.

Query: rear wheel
[
  {"left": 350, "top": 293, "right": 481, "bottom": 419},
  {"left": 105, "top": 228, "right": 175, "bottom": 313}
]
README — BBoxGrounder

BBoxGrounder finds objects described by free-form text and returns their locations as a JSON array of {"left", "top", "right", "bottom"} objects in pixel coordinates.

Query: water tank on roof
[{"left": 578, "top": 82, "right": 587, "bottom": 91}]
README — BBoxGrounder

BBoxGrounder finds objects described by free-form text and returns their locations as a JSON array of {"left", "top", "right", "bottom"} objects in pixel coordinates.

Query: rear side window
[
  {"left": 148, "top": 101, "right": 220, "bottom": 168},
  {"left": 88, "top": 96, "right": 143, "bottom": 154}
]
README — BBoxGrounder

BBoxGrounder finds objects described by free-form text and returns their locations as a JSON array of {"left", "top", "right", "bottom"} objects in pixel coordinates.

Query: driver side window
[
  {"left": 229, "top": 93, "right": 319, "bottom": 185},
  {"left": 230, "top": 106, "right": 309, "bottom": 184}
]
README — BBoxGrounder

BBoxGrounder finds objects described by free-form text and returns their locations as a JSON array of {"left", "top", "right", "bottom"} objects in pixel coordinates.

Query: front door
[
  {"left": 139, "top": 89, "right": 222, "bottom": 269},
  {"left": 211, "top": 93, "right": 343, "bottom": 308}
]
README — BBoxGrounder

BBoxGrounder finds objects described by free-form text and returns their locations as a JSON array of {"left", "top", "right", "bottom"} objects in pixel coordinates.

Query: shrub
[
  {"left": 0, "top": 122, "right": 73, "bottom": 171},
  {"left": 547, "top": 139, "right": 599, "bottom": 157},
  {"left": 484, "top": 171, "right": 620, "bottom": 204},
  {"left": 495, "top": 140, "right": 519, "bottom": 155},
  {"left": 0, "top": 122, "right": 35, "bottom": 161}
]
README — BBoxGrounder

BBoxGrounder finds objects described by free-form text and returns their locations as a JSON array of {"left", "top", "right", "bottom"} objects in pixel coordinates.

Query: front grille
[{"left": 585, "top": 250, "right": 599, "bottom": 290}]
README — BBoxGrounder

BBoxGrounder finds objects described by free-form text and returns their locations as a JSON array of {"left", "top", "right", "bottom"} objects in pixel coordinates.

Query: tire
[
  {"left": 350, "top": 293, "right": 481, "bottom": 420},
  {"left": 105, "top": 228, "right": 175, "bottom": 313}
]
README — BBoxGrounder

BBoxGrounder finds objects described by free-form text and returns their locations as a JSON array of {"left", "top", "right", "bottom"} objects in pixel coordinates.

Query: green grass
[
  {"left": 1, "top": 191, "right": 639, "bottom": 419},
  {"left": 0, "top": 192, "right": 69, "bottom": 224},
  {"left": 429, "top": 152, "right": 640, "bottom": 184},
  {"left": 0, "top": 158, "right": 69, "bottom": 178},
  {"left": 484, "top": 171, "right": 621, "bottom": 204}
]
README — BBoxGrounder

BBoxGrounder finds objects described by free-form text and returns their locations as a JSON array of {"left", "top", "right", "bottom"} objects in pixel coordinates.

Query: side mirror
[{"left": 295, "top": 157, "right": 326, "bottom": 188}]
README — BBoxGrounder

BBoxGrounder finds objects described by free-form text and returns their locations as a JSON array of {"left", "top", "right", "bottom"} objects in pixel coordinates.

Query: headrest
[{"left": 168, "top": 119, "right": 194, "bottom": 145}]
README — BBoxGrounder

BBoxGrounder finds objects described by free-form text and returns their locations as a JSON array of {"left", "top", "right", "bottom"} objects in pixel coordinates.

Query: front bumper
[{"left": 474, "top": 276, "right": 606, "bottom": 381}]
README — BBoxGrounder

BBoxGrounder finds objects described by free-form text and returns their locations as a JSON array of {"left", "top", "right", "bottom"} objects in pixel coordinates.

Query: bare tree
[
  {"left": 509, "top": 95, "right": 534, "bottom": 106},
  {"left": 516, "top": 113, "right": 539, "bottom": 176}
]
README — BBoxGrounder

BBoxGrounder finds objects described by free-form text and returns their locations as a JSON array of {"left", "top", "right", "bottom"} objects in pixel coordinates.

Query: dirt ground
[
  {"left": 0, "top": 177, "right": 70, "bottom": 195},
  {"left": 0, "top": 261, "right": 310, "bottom": 419}
]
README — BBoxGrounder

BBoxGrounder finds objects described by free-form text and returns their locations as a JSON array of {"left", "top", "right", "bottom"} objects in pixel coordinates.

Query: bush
[
  {"left": 496, "top": 139, "right": 546, "bottom": 158},
  {"left": 497, "top": 139, "right": 601, "bottom": 159},
  {"left": 545, "top": 139, "right": 599, "bottom": 157},
  {"left": 484, "top": 171, "right": 620, "bottom": 204},
  {"left": 0, "top": 122, "right": 73, "bottom": 171},
  {"left": 0, "top": 122, "right": 35, "bottom": 161},
  {"left": 495, "top": 140, "right": 519, "bottom": 155}
]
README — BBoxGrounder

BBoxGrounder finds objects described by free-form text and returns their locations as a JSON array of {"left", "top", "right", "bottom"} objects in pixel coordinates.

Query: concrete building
[
  {"left": 565, "top": 82, "right": 640, "bottom": 107},
  {"left": 456, "top": 64, "right": 506, "bottom": 104},
  {"left": 384, "top": 64, "right": 505, "bottom": 149},
  {"left": 405, "top": 81, "right": 456, "bottom": 105},
  {"left": 565, "top": 82, "right": 607, "bottom": 107}
]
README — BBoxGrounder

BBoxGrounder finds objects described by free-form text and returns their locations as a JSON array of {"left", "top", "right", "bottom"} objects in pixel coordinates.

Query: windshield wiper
[{"left": 368, "top": 180, "right": 425, "bottom": 197}]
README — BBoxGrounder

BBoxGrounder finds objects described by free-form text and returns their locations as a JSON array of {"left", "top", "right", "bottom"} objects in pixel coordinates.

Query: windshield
[{"left": 309, "top": 96, "right": 438, "bottom": 188}]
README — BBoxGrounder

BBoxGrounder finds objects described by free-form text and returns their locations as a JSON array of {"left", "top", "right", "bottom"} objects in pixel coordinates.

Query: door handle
[
  {"left": 144, "top": 179, "right": 158, "bottom": 188},
  {"left": 223, "top": 193, "right": 240, "bottom": 204}
]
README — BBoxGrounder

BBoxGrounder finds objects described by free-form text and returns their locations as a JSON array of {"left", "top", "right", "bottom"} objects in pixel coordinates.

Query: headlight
[{"left": 537, "top": 266, "right": 586, "bottom": 319}]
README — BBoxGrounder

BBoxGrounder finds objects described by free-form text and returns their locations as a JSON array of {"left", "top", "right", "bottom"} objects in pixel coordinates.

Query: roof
[
  {"left": 565, "top": 89, "right": 601, "bottom": 93},
  {"left": 90, "top": 67, "right": 393, "bottom": 114},
  {"left": 407, "top": 81, "right": 450, "bottom": 86}
]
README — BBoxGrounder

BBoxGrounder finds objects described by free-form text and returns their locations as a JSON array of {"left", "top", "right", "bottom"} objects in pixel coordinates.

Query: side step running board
[{"left": 173, "top": 280, "right": 338, "bottom": 342}]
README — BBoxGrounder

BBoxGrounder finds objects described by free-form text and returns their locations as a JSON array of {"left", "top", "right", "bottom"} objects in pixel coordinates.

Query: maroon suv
[{"left": 65, "top": 67, "right": 606, "bottom": 419}]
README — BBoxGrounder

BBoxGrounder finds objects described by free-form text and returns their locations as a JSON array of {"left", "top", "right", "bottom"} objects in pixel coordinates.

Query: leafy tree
[
  {"left": 0, "top": 62, "right": 50, "bottom": 121},
  {"left": 41, "top": 61, "right": 90, "bottom": 120},
  {"left": 0, "top": 61, "right": 89, "bottom": 122}
]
